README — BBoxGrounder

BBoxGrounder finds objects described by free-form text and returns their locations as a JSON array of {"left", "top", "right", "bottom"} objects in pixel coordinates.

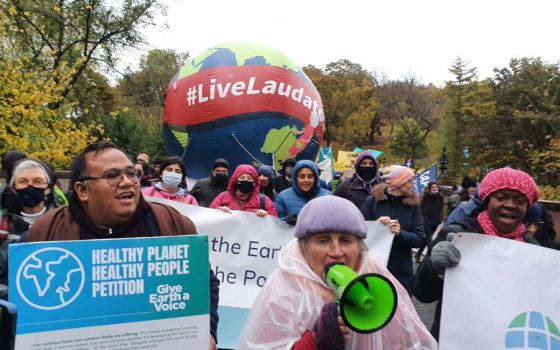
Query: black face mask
[
  {"left": 15, "top": 185, "right": 46, "bottom": 208},
  {"left": 236, "top": 180, "right": 254, "bottom": 194},
  {"left": 357, "top": 166, "right": 376, "bottom": 181},
  {"left": 213, "top": 172, "right": 229, "bottom": 185}
]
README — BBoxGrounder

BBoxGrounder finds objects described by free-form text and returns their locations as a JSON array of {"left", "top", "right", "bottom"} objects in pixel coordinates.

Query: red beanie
[{"left": 478, "top": 168, "right": 539, "bottom": 205}]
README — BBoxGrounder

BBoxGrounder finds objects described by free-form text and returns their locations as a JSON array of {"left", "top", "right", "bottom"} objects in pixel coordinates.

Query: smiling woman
[
  {"left": 413, "top": 167, "right": 541, "bottom": 340},
  {"left": 274, "top": 160, "right": 332, "bottom": 224}
]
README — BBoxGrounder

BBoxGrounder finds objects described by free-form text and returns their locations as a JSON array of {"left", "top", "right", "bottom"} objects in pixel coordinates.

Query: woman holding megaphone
[{"left": 237, "top": 196, "right": 436, "bottom": 350}]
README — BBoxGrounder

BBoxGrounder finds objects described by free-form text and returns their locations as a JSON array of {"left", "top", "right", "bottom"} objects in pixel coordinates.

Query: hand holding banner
[{"left": 440, "top": 233, "right": 560, "bottom": 349}]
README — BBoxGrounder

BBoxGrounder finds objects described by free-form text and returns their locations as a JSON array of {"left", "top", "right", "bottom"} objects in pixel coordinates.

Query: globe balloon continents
[{"left": 162, "top": 42, "right": 325, "bottom": 179}]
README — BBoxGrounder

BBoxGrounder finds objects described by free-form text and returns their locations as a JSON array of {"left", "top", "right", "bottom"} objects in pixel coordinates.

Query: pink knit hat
[
  {"left": 379, "top": 165, "right": 415, "bottom": 191},
  {"left": 478, "top": 168, "right": 539, "bottom": 205}
]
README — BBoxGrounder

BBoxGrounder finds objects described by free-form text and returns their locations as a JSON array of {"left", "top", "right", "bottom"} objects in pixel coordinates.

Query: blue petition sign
[{"left": 9, "top": 235, "right": 209, "bottom": 348}]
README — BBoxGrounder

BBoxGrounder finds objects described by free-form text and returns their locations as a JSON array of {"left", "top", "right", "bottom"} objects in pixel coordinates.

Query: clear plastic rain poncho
[{"left": 237, "top": 239, "right": 437, "bottom": 350}]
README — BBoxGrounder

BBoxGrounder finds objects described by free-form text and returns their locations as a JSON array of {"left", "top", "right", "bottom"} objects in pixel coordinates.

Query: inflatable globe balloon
[{"left": 162, "top": 42, "right": 325, "bottom": 179}]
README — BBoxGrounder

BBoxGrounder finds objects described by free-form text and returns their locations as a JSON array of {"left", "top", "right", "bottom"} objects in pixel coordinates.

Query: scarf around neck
[
  {"left": 477, "top": 210, "right": 525, "bottom": 242},
  {"left": 356, "top": 174, "right": 376, "bottom": 194},
  {"left": 69, "top": 191, "right": 149, "bottom": 238}
]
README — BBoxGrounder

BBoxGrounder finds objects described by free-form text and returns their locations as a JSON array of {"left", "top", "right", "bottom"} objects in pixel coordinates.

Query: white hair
[{"left": 9, "top": 159, "right": 50, "bottom": 187}]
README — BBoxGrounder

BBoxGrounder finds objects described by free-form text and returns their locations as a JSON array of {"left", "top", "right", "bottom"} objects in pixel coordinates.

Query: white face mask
[
  {"left": 162, "top": 171, "right": 182, "bottom": 187},
  {"left": 431, "top": 188, "right": 439, "bottom": 193}
]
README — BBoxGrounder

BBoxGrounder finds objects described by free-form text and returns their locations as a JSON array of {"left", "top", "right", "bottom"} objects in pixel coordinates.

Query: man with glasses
[{"left": 25, "top": 141, "right": 220, "bottom": 350}]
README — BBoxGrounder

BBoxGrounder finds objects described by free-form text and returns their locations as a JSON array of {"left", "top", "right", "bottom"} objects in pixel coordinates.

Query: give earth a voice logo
[
  {"left": 16, "top": 247, "right": 85, "bottom": 310},
  {"left": 506, "top": 311, "right": 560, "bottom": 350}
]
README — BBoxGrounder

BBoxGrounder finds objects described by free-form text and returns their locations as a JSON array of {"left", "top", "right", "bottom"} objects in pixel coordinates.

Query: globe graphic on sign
[
  {"left": 162, "top": 42, "right": 325, "bottom": 179},
  {"left": 505, "top": 311, "right": 560, "bottom": 350},
  {"left": 16, "top": 247, "right": 85, "bottom": 310}
]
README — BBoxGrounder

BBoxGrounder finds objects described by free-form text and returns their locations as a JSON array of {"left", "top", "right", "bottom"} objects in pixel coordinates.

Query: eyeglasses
[
  {"left": 14, "top": 177, "right": 48, "bottom": 188},
  {"left": 79, "top": 167, "right": 140, "bottom": 187}
]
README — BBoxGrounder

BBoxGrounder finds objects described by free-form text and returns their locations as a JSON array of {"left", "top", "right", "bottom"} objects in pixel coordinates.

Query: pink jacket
[
  {"left": 209, "top": 164, "right": 278, "bottom": 217},
  {"left": 142, "top": 184, "right": 199, "bottom": 206}
]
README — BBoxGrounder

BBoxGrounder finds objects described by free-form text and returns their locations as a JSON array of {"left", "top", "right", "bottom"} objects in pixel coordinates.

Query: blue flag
[{"left": 413, "top": 163, "right": 437, "bottom": 196}]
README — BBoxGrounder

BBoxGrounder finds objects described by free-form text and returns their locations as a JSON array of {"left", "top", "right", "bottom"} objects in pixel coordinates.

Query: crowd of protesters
[{"left": 0, "top": 147, "right": 558, "bottom": 349}]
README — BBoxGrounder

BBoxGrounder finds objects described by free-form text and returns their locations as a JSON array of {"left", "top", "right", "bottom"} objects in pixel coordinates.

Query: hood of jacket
[
  {"left": 227, "top": 164, "right": 260, "bottom": 197},
  {"left": 354, "top": 152, "right": 379, "bottom": 181},
  {"left": 257, "top": 165, "right": 275, "bottom": 186},
  {"left": 371, "top": 183, "right": 419, "bottom": 206},
  {"left": 291, "top": 160, "right": 320, "bottom": 196}
]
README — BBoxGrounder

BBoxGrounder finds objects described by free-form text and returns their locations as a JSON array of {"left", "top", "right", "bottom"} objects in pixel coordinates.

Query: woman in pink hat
[
  {"left": 360, "top": 165, "right": 425, "bottom": 295},
  {"left": 413, "top": 167, "right": 541, "bottom": 340}
]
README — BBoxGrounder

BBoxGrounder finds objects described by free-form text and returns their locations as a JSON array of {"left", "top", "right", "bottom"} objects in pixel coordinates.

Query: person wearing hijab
[
  {"left": 210, "top": 164, "right": 277, "bottom": 217},
  {"left": 413, "top": 167, "right": 540, "bottom": 340},
  {"left": 237, "top": 196, "right": 437, "bottom": 350}
]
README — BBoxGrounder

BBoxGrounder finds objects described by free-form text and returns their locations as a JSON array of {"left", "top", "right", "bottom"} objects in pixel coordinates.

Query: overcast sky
[{"left": 139, "top": 0, "right": 560, "bottom": 86}]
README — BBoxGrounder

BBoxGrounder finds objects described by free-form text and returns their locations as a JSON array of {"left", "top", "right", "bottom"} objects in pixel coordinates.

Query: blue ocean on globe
[
  {"left": 505, "top": 311, "right": 560, "bottom": 350},
  {"left": 163, "top": 42, "right": 325, "bottom": 179},
  {"left": 17, "top": 247, "right": 84, "bottom": 310}
]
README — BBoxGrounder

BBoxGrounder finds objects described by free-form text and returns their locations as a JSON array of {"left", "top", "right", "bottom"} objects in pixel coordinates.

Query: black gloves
[{"left": 285, "top": 214, "right": 298, "bottom": 225}]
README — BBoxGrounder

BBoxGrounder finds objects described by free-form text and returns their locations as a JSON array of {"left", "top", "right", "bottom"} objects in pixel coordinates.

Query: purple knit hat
[
  {"left": 478, "top": 168, "right": 539, "bottom": 205},
  {"left": 294, "top": 196, "right": 367, "bottom": 239}
]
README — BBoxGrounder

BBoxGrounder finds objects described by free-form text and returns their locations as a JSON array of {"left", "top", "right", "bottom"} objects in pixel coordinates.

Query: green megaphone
[{"left": 324, "top": 263, "right": 398, "bottom": 333}]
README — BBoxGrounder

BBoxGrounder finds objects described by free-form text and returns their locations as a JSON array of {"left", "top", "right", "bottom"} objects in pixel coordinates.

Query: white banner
[
  {"left": 147, "top": 197, "right": 394, "bottom": 347},
  {"left": 440, "top": 232, "right": 560, "bottom": 350}
]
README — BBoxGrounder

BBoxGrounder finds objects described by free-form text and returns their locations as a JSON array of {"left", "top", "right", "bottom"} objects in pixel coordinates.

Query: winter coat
[
  {"left": 237, "top": 239, "right": 437, "bottom": 350},
  {"left": 334, "top": 152, "right": 379, "bottom": 209},
  {"left": 413, "top": 217, "right": 539, "bottom": 340},
  {"left": 420, "top": 192, "right": 445, "bottom": 230},
  {"left": 210, "top": 165, "right": 277, "bottom": 216},
  {"left": 274, "top": 160, "right": 332, "bottom": 220},
  {"left": 360, "top": 183, "right": 425, "bottom": 293},
  {"left": 142, "top": 182, "right": 198, "bottom": 206},
  {"left": 274, "top": 173, "right": 292, "bottom": 193},
  {"left": 443, "top": 192, "right": 482, "bottom": 229},
  {"left": 0, "top": 191, "right": 58, "bottom": 288},
  {"left": 190, "top": 177, "right": 228, "bottom": 208}
]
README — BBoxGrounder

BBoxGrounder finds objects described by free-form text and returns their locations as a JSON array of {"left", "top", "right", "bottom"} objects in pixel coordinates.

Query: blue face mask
[{"left": 162, "top": 172, "right": 182, "bottom": 187}]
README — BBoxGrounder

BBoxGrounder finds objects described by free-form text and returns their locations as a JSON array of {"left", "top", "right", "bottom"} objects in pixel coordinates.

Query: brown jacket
[{"left": 27, "top": 202, "right": 197, "bottom": 242}]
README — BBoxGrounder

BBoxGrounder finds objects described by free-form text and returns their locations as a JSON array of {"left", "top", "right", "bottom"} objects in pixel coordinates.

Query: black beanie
[
  {"left": 213, "top": 158, "right": 229, "bottom": 170},
  {"left": 1, "top": 150, "right": 27, "bottom": 178}
]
